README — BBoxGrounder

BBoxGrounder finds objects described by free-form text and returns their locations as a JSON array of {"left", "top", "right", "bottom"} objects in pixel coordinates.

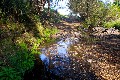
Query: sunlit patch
[{"left": 1, "top": 0, "right": 120, "bottom": 79}]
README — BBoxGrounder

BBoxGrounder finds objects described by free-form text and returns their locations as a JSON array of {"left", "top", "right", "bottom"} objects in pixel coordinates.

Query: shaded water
[
  {"left": 24, "top": 37, "right": 100, "bottom": 80},
  {"left": 40, "top": 38, "right": 77, "bottom": 77},
  {"left": 38, "top": 37, "right": 99, "bottom": 80}
]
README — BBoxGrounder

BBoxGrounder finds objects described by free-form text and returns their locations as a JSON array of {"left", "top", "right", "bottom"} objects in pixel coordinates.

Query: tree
[
  {"left": 113, "top": 0, "right": 120, "bottom": 6},
  {"left": 0, "top": 0, "right": 33, "bottom": 22},
  {"left": 68, "top": 0, "right": 108, "bottom": 30},
  {"left": 0, "top": 0, "right": 51, "bottom": 22},
  {"left": 31, "top": 0, "right": 50, "bottom": 15}
]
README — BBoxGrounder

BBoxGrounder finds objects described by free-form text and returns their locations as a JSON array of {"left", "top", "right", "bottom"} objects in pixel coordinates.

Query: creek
[{"left": 24, "top": 37, "right": 99, "bottom": 80}]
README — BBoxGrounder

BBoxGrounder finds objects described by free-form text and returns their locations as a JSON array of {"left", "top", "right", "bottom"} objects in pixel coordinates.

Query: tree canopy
[{"left": 68, "top": 0, "right": 120, "bottom": 29}]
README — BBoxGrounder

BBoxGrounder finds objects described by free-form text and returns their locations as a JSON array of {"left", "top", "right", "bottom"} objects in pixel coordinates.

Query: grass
[
  {"left": 0, "top": 12, "right": 58, "bottom": 79},
  {"left": 0, "top": 67, "right": 21, "bottom": 80}
]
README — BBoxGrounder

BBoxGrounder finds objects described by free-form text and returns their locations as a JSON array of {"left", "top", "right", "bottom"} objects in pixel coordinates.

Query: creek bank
[{"left": 24, "top": 20, "right": 120, "bottom": 80}]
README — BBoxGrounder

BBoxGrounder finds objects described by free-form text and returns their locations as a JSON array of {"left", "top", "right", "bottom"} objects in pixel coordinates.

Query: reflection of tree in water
[{"left": 37, "top": 36, "right": 102, "bottom": 79}]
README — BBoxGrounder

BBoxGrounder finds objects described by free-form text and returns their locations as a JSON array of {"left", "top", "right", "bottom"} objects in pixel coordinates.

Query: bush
[
  {"left": 8, "top": 42, "right": 35, "bottom": 76},
  {"left": 0, "top": 67, "right": 21, "bottom": 80},
  {"left": 104, "top": 19, "right": 120, "bottom": 30},
  {"left": 106, "top": 5, "right": 120, "bottom": 22},
  {"left": 0, "top": 1, "right": 59, "bottom": 80}
]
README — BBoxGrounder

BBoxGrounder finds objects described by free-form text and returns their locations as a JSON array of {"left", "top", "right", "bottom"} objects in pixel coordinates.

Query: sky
[
  {"left": 45, "top": 0, "right": 114, "bottom": 15},
  {"left": 45, "top": 0, "right": 71, "bottom": 15},
  {"left": 102, "top": 0, "right": 114, "bottom": 3}
]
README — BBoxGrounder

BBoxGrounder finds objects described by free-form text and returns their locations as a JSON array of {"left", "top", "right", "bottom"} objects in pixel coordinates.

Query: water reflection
[
  {"left": 57, "top": 38, "right": 72, "bottom": 57},
  {"left": 38, "top": 37, "right": 100, "bottom": 79},
  {"left": 40, "top": 54, "right": 49, "bottom": 66},
  {"left": 40, "top": 38, "right": 78, "bottom": 76}
]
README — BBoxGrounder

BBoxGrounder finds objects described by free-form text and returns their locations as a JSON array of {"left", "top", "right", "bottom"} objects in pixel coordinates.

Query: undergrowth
[
  {"left": 104, "top": 19, "right": 120, "bottom": 30},
  {"left": 0, "top": 13, "right": 58, "bottom": 79}
]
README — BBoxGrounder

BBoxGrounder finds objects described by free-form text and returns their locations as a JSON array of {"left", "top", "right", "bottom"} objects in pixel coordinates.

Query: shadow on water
[{"left": 24, "top": 38, "right": 102, "bottom": 80}]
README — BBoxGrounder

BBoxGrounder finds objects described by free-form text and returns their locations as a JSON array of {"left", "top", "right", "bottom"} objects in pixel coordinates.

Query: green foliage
[
  {"left": 86, "top": 1, "right": 107, "bottom": 26},
  {"left": 113, "top": 0, "right": 120, "bottom": 6},
  {"left": 104, "top": 19, "right": 120, "bottom": 30},
  {"left": 103, "top": 4, "right": 120, "bottom": 29},
  {"left": 69, "top": 0, "right": 108, "bottom": 28},
  {"left": 8, "top": 42, "right": 34, "bottom": 75},
  {"left": 0, "top": 0, "right": 31, "bottom": 14},
  {"left": 106, "top": 5, "right": 120, "bottom": 22},
  {"left": 43, "top": 28, "right": 58, "bottom": 42},
  {"left": 0, "top": 1, "right": 58, "bottom": 80},
  {"left": 0, "top": 21, "right": 58, "bottom": 79},
  {"left": 0, "top": 0, "right": 33, "bottom": 24},
  {"left": 69, "top": 0, "right": 120, "bottom": 30},
  {"left": 0, "top": 67, "right": 21, "bottom": 80},
  {"left": 0, "top": 33, "right": 58, "bottom": 80},
  {"left": 39, "top": 8, "right": 62, "bottom": 24},
  {"left": 43, "top": 28, "right": 57, "bottom": 37},
  {"left": 31, "top": 38, "right": 42, "bottom": 54}
]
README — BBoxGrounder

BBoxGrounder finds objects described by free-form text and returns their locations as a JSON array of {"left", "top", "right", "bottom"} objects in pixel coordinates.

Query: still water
[
  {"left": 38, "top": 37, "right": 98, "bottom": 80},
  {"left": 40, "top": 38, "right": 77, "bottom": 76},
  {"left": 24, "top": 37, "right": 99, "bottom": 80}
]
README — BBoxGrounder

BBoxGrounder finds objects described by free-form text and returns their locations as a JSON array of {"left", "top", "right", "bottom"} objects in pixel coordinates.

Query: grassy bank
[{"left": 0, "top": 13, "right": 58, "bottom": 79}]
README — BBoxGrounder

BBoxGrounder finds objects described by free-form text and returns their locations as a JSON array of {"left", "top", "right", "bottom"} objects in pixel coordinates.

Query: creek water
[
  {"left": 40, "top": 38, "right": 78, "bottom": 77},
  {"left": 24, "top": 37, "right": 99, "bottom": 80}
]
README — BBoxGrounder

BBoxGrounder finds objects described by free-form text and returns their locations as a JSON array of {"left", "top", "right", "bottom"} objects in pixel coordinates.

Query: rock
[
  {"left": 93, "top": 27, "right": 106, "bottom": 33},
  {"left": 74, "top": 32, "right": 80, "bottom": 37}
]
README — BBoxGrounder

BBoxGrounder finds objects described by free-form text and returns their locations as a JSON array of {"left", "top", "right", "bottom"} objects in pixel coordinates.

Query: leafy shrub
[
  {"left": 0, "top": 0, "right": 31, "bottom": 17},
  {"left": 8, "top": 42, "right": 34, "bottom": 75},
  {"left": 31, "top": 38, "right": 42, "bottom": 54},
  {"left": 106, "top": 5, "right": 120, "bottom": 22},
  {"left": 43, "top": 28, "right": 58, "bottom": 42},
  {"left": 40, "top": 8, "right": 62, "bottom": 24},
  {"left": 104, "top": 19, "right": 120, "bottom": 30},
  {"left": 0, "top": 22, "right": 58, "bottom": 79},
  {"left": 0, "top": 67, "right": 21, "bottom": 80},
  {"left": 0, "top": 1, "right": 59, "bottom": 80}
]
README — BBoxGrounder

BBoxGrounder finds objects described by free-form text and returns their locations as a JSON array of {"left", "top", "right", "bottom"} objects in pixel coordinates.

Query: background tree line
[
  {"left": 0, "top": 0, "right": 120, "bottom": 79},
  {"left": 68, "top": 0, "right": 120, "bottom": 30},
  {"left": 0, "top": 0, "right": 50, "bottom": 23}
]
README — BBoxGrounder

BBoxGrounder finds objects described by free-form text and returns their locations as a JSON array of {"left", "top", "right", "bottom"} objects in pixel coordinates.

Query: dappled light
[{"left": 0, "top": 0, "right": 120, "bottom": 80}]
